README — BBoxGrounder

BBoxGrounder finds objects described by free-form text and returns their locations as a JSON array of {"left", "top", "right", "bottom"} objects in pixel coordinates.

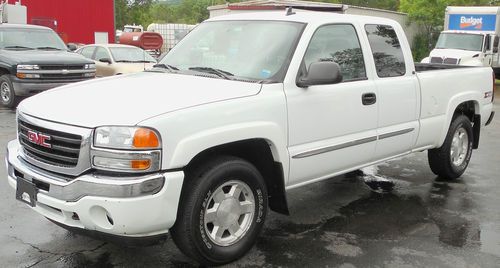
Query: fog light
[{"left": 140, "top": 176, "right": 164, "bottom": 193}]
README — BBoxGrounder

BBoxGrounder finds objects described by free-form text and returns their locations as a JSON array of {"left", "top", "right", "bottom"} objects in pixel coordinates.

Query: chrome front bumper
[
  {"left": 11, "top": 74, "right": 93, "bottom": 96},
  {"left": 6, "top": 139, "right": 185, "bottom": 237},
  {"left": 7, "top": 140, "right": 164, "bottom": 201}
]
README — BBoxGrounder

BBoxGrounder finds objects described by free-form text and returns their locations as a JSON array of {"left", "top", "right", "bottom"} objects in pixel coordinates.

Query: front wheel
[
  {"left": 0, "top": 75, "right": 18, "bottom": 108},
  {"left": 171, "top": 156, "right": 268, "bottom": 266},
  {"left": 428, "top": 115, "right": 473, "bottom": 180}
]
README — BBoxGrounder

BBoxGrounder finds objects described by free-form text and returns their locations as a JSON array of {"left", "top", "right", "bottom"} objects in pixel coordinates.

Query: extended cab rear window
[{"left": 365, "top": 24, "right": 406, "bottom": 78}]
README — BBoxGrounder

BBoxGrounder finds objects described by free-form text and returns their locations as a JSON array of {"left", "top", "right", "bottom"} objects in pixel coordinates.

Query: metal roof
[
  {"left": 208, "top": 0, "right": 345, "bottom": 12},
  {"left": 208, "top": 0, "right": 408, "bottom": 15}
]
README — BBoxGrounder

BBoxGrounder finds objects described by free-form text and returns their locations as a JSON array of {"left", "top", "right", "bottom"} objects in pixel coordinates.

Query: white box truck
[{"left": 422, "top": 6, "right": 500, "bottom": 78}]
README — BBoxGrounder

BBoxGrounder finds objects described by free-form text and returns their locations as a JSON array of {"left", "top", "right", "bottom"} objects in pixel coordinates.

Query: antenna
[{"left": 286, "top": 7, "right": 295, "bottom": 16}]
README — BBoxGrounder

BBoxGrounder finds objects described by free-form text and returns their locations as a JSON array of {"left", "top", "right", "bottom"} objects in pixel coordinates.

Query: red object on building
[{"left": 7, "top": 0, "right": 115, "bottom": 44}]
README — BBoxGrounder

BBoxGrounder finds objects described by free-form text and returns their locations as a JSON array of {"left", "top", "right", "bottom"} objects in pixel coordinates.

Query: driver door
[{"left": 285, "top": 24, "right": 378, "bottom": 186}]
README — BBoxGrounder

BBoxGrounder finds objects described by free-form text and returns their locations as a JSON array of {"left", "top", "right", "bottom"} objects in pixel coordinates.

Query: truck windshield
[
  {"left": 0, "top": 28, "right": 67, "bottom": 50},
  {"left": 110, "top": 47, "right": 157, "bottom": 63},
  {"left": 435, "top": 33, "right": 483, "bottom": 51},
  {"left": 159, "top": 21, "right": 304, "bottom": 81}
]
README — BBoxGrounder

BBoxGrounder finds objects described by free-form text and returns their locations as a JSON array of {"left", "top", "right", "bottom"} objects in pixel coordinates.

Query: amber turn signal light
[
  {"left": 131, "top": 159, "right": 151, "bottom": 170},
  {"left": 133, "top": 128, "right": 160, "bottom": 148}
]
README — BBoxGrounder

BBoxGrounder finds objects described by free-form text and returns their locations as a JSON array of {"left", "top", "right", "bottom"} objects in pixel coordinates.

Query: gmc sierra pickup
[
  {"left": 0, "top": 23, "right": 96, "bottom": 108},
  {"left": 5, "top": 11, "right": 495, "bottom": 265}
]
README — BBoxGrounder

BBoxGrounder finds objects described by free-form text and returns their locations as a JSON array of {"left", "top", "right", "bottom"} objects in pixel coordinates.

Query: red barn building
[{"left": 7, "top": 0, "right": 115, "bottom": 44}]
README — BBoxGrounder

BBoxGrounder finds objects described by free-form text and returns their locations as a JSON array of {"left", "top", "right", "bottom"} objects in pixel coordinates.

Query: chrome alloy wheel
[
  {"left": 203, "top": 180, "right": 255, "bottom": 247},
  {"left": 1, "top": 82, "right": 11, "bottom": 103},
  {"left": 450, "top": 127, "right": 469, "bottom": 167}
]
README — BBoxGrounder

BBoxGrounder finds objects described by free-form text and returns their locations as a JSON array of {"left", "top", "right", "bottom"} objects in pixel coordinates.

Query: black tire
[
  {"left": 0, "top": 75, "right": 18, "bottom": 109},
  {"left": 428, "top": 115, "right": 473, "bottom": 180},
  {"left": 171, "top": 156, "right": 268, "bottom": 266}
]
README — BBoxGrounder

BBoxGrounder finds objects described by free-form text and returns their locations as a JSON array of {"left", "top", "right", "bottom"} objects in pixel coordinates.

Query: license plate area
[{"left": 16, "top": 178, "right": 38, "bottom": 207}]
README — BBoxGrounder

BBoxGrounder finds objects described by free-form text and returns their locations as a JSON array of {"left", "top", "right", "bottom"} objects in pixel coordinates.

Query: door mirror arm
[{"left": 99, "top": 58, "right": 112, "bottom": 64}]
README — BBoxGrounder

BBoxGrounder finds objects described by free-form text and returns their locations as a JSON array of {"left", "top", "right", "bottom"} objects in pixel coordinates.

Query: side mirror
[
  {"left": 297, "top": 61, "right": 343, "bottom": 88},
  {"left": 493, "top": 36, "right": 499, "bottom": 53},
  {"left": 99, "top": 58, "right": 112, "bottom": 64},
  {"left": 485, "top": 34, "right": 491, "bottom": 52},
  {"left": 67, "top": 43, "right": 77, "bottom": 51}
]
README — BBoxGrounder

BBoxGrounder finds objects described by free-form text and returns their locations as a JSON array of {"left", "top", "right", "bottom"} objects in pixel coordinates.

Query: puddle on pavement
[{"left": 257, "top": 165, "right": 489, "bottom": 266}]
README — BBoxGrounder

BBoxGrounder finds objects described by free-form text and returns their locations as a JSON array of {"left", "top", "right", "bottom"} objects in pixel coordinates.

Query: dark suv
[{"left": 0, "top": 24, "right": 96, "bottom": 108}]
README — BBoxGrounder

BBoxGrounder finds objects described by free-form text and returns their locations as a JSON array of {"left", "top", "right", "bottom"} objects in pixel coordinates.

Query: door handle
[{"left": 362, "top": 92, "right": 377, "bottom": 105}]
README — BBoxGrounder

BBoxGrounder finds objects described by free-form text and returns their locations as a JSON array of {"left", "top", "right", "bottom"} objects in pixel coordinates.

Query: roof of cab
[
  {"left": 0, "top": 23, "right": 53, "bottom": 30},
  {"left": 206, "top": 10, "right": 399, "bottom": 26}
]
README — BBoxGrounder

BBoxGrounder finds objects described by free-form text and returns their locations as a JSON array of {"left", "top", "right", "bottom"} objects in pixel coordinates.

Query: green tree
[{"left": 399, "top": 0, "right": 494, "bottom": 61}]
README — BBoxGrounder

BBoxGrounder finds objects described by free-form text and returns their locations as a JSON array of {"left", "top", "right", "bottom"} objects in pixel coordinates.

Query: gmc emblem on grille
[{"left": 27, "top": 131, "right": 51, "bottom": 148}]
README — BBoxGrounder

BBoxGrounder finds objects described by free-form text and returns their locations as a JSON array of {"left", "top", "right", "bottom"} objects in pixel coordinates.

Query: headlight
[
  {"left": 85, "top": 63, "right": 96, "bottom": 69},
  {"left": 91, "top": 126, "right": 162, "bottom": 173},
  {"left": 17, "top": 64, "right": 40, "bottom": 70},
  {"left": 94, "top": 126, "right": 160, "bottom": 150}
]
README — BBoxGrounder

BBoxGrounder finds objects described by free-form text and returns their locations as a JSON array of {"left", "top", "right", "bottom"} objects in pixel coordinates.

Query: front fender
[{"left": 166, "top": 121, "right": 289, "bottom": 180}]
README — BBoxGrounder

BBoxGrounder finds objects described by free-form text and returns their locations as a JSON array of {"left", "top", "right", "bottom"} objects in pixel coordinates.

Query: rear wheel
[
  {"left": 428, "top": 115, "right": 473, "bottom": 180},
  {"left": 0, "top": 75, "right": 18, "bottom": 108},
  {"left": 171, "top": 156, "right": 268, "bottom": 266}
]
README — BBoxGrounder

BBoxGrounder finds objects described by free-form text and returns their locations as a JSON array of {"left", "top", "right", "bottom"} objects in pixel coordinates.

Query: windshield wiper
[
  {"left": 131, "top": 60, "right": 156, "bottom": 63},
  {"left": 188, "top": 66, "right": 234, "bottom": 80},
  {"left": 36, "top": 46, "right": 62, "bottom": 50},
  {"left": 3, "top": 45, "right": 34, "bottom": 50},
  {"left": 153, "top": 63, "right": 179, "bottom": 71}
]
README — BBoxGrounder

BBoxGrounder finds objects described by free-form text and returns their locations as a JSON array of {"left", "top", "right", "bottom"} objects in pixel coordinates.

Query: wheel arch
[
  {"left": 438, "top": 96, "right": 481, "bottom": 149},
  {"left": 183, "top": 139, "right": 290, "bottom": 215},
  {"left": 0, "top": 67, "right": 10, "bottom": 76}
]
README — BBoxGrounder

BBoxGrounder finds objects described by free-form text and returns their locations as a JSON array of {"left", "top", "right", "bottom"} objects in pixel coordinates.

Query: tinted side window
[
  {"left": 94, "top": 47, "right": 110, "bottom": 61},
  {"left": 365, "top": 24, "right": 406, "bottom": 77},
  {"left": 80, "top": 47, "right": 95, "bottom": 59},
  {"left": 303, "top": 24, "right": 366, "bottom": 81}
]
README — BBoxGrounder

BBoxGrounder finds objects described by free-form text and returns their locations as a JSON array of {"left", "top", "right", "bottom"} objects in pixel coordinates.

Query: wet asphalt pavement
[{"left": 1, "top": 86, "right": 499, "bottom": 268}]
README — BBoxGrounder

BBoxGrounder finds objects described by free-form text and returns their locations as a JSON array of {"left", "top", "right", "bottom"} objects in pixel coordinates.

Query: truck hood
[
  {"left": 429, "top": 48, "right": 481, "bottom": 60},
  {"left": 19, "top": 72, "right": 262, "bottom": 128},
  {"left": 1, "top": 49, "right": 92, "bottom": 65}
]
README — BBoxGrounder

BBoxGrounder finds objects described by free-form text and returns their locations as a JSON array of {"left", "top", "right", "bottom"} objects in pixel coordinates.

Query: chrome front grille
[
  {"left": 18, "top": 64, "right": 94, "bottom": 81},
  {"left": 18, "top": 119, "right": 82, "bottom": 167},
  {"left": 430, "top": 57, "right": 458, "bottom": 65},
  {"left": 443, "top": 58, "right": 458, "bottom": 64},
  {"left": 430, "top": 57, "right": 443, "bottom": 64},
  {"left": 17, "top": 113, "right": 93, "bottom": 177},
  {"left": 39, "top": 64, "right": 85, "bottom": 71}
]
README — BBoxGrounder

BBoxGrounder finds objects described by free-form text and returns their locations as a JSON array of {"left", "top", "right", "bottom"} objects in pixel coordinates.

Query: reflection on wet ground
[
  {"left": 252, "top": 155, "right": 497, "bottom": 268},
  {"left": 2, "top": 138, "right": 500, "bottom": 268}
]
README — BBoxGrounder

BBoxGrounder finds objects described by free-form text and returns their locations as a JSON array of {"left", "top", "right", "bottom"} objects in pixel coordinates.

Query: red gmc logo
[{"left": 27, "top": 131, "right": 51, "bottom": 148}]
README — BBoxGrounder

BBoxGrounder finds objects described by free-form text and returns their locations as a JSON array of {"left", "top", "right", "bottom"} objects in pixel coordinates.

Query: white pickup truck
[{"left": 5, "top": 11, "right": 495, "bottom": 265}]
